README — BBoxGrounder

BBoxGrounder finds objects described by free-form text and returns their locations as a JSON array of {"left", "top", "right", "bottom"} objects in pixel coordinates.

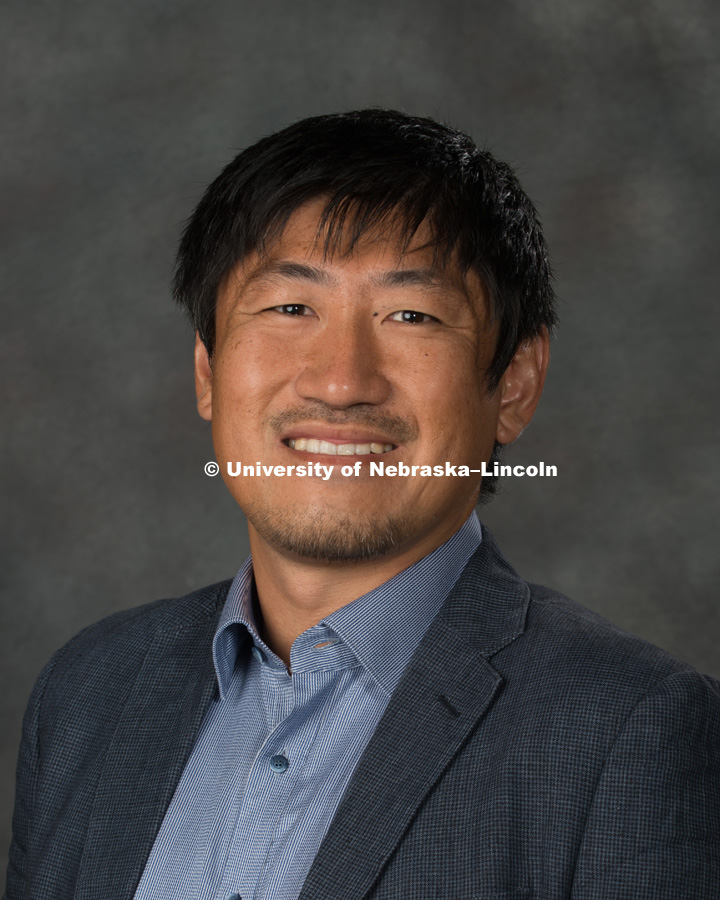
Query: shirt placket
[
  {"left": 215, "top": 642, "right": 349, "bottom": 900},
  {"left": 251, "top": 637, "right": 361, "bottom": 900}
]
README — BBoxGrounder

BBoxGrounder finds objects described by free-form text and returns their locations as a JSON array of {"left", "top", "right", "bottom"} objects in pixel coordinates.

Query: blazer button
[{"left": 270, "top": 754, "right": 289, "bottom": 773}]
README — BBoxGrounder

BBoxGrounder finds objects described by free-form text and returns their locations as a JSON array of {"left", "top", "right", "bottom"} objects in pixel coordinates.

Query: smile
[{"left": 286, "top": 438, "right": 395, "bottom": 456}]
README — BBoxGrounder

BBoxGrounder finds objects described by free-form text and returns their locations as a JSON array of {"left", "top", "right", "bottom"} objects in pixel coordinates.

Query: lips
[{"left": 286, "top": 438, "right": 395, "bottom": 455}]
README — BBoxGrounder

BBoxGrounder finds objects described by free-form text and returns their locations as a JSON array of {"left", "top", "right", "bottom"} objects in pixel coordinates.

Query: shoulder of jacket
[
  {"left": 36, "top": 579, "right": 232, "bottom": 690},
  {"left": 519, "top": 581, "right": 701, "bottom": 693}
]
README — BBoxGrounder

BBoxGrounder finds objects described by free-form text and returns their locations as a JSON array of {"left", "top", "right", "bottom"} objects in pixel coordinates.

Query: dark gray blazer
[{"left": 5, "top": 529, "right": 720, "bottom": 899}]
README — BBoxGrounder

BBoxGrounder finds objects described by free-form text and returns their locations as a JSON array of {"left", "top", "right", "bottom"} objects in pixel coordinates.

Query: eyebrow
[
  {"left": 251, "top": 261, "right": 333, "bottom": 286},
  {"left": 245, "top": 260, "right": 453, "bottom": 291},
  {"left": 370, "top": 268, "right": 448, "bottom": 290}
]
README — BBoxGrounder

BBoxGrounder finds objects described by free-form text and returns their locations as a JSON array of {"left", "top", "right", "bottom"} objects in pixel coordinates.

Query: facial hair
[
  {"left": 242, "top": 404, "right": 419, "bottom": 560},
  {"left": 242, "top": 497, "right": 417, "bottom": 562}
]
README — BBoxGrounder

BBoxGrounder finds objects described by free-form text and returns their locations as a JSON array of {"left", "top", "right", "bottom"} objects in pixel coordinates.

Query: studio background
[{"left": 2, "top": 0, "right": 718, "bottom": 872}]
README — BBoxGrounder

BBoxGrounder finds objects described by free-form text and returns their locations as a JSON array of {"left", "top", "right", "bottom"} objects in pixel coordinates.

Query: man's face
[{"left": 196, "top": 200, "right": 519, "bottom": 564}]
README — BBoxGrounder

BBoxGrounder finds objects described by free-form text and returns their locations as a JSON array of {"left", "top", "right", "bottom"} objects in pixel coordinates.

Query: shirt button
[
  {"left": 227, "top": 894, "right": 242, "bottom": 900},
  {"left": 269, "top": 754, "right": 289, "bottom": 773},
  {"left": 251, "top": 646, "right": 263, "bottom": 663}
]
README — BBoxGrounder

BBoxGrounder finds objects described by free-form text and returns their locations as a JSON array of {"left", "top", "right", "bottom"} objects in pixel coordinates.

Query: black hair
[
  {"left": 174, "top": 109, "right": 557, "bottom": 500},
  {"left": 174, "top": 108, "right": 556, "bottom": 390}
]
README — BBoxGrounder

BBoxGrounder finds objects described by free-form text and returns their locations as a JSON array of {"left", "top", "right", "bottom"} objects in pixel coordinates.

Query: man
[{"left": 5, "top": 110, "right": 719, "bottom": 900}]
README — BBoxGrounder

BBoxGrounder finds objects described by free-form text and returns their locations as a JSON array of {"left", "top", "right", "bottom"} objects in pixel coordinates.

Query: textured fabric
[
  {"left": 5, "top": 527, "right": 720, "bottom": 900},
  {"left": 133, "top": 514, "right": 482, "bottom": 900}
]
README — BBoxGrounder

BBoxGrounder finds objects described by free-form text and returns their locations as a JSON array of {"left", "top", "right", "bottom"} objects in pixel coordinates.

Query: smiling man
[
  {"left": 6, "top": 110, "right": 720, "bottom": 900},
  {"left": 194, "top": 195, "right": 547, "bottom": 664}
]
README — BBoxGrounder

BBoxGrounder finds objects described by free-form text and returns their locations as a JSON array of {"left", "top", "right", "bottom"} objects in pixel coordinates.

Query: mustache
[{"left": 266, "top": 404, "right": 417, "bottom": 443}]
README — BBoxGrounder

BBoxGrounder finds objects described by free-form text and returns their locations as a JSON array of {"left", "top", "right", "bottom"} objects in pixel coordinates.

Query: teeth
[{"left": 287, "top": 439, "right": 395, "bottom": 455}]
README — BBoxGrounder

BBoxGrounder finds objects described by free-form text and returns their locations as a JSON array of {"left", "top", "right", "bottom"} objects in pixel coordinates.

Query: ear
[
  {"left": 194, "top": 333, "right": 213, "bottom": 421},
  {"left": 495, "top": 328, "right": 550, "bottom": 445}
]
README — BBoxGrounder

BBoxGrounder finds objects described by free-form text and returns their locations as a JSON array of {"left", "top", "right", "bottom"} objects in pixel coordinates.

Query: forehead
[{"left": 222, "top": 198, "right": 487, "bottom": 312}]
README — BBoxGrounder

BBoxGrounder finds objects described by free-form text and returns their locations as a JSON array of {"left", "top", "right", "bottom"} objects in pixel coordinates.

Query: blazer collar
[
  {"left": 299, "top": 525, "right": 529, "bottom": 900},
  {"left": 438, "top": 524, "right": 530, "bottom": 657},
  {"left": 73, "top": 582, "right": 229, "bottom": 900}
]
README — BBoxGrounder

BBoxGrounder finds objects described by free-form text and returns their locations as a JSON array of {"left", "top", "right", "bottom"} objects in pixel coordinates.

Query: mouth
[{"left": 284, "top": 438, "right": 396, "bottom": 456}]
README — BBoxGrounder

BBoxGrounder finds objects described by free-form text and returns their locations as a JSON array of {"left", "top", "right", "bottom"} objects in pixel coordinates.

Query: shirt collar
[{"left": 213, "top": 513, "right": 483, "bottom": 698}]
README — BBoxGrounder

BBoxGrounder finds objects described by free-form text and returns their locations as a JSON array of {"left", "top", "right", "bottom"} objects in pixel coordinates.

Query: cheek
[
  {"left": 410, "top": 350, "right": 491, "bottom": 420},
  {"left": 213, "top": 334, "right": 294, "bottom": 412},
  {"left": 208, "top": 377, "right": 265, "bottom": 465},
  {"left": 410, "top": 361, "right": 498, "bottom": 462}
]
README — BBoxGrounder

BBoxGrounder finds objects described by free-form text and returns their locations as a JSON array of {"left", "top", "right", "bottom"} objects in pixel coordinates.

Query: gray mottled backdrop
[{"left": 2, "top": 0, "right": 719, "bottom": 872}]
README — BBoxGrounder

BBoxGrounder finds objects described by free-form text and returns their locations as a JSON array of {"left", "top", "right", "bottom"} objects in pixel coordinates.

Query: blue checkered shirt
[{"left": 133, "top": 514, "right": 482, "bottom": 900}]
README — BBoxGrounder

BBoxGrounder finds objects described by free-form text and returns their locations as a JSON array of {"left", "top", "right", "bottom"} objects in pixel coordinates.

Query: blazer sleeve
[
  {"left": 570, "top": 668, "right": 720, "bottom": 899},
  {"left": 3, "top": 654, "right": 59, "bottom": 900}
]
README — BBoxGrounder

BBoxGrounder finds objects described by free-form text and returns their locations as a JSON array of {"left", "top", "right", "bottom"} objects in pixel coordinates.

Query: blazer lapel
[
  {"left": 73, "top": 604, "right": 223, "bottom": 900},
  {"left": 299, "top": 530, "right": 530, "bottom": 900}
]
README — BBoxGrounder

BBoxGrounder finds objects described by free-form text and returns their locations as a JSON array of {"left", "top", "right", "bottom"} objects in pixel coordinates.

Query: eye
[
  {"left": 271, "top": 303, "right": 315, "bottom": 316},
  {"left": 387, "top": 310, "right": 439, "bottom": 324}
]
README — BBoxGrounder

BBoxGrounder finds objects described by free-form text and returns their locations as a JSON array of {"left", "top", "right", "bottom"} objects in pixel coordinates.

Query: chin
[{"left": 243, "top": 502, "right": 414, "bottom": 562}]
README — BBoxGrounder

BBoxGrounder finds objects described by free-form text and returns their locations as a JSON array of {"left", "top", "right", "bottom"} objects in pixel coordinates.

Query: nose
[{"left": 294, "top": 319, "right": 391, "bottom": 408}]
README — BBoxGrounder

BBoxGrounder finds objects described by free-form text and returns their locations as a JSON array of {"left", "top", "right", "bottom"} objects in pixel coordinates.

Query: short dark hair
[{"left": 173, "top": 108, "right": 557, "bottom": 391}]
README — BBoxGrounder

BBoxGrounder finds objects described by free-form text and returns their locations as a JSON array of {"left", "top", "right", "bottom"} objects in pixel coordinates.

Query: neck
[{"left": 247, "top": 519, "right": 468, "bottom": 666}]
